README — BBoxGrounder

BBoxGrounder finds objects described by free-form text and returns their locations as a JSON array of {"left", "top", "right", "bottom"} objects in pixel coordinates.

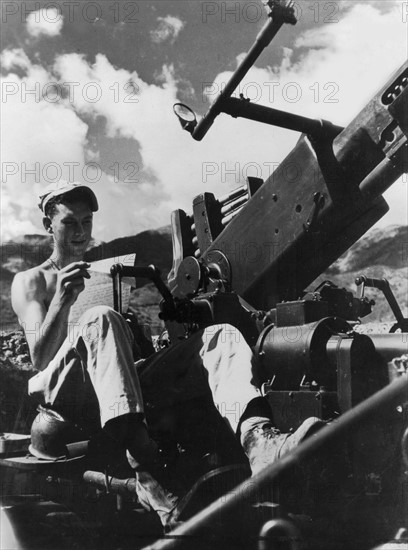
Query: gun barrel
[{"left": 359, "top": 156, "right": 403, "bottom": 200}]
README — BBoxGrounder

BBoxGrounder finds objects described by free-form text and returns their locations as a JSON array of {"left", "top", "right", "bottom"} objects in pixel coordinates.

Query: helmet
[{"left": 29, "top": 406, "right": 86, "bottom": 460}]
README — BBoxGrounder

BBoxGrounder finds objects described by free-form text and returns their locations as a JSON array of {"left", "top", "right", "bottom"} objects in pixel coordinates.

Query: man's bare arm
[{"left": 11, "top": 262, "right": 90, "bottom": 371}]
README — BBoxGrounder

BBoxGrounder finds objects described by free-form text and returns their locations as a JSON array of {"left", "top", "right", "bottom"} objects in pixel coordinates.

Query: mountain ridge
[{"left": 1, "top": 224, "right": 406, "bottom": 329}]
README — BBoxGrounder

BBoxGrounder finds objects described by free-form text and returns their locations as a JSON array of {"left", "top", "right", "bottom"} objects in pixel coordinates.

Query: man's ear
[{"left": 43, "top": 216, "right": 53, "bottom": 233}]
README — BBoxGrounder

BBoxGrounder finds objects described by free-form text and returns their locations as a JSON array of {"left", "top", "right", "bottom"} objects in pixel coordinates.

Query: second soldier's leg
[{"left": 198, "top": 324, "right": 324, "bottom": 474}]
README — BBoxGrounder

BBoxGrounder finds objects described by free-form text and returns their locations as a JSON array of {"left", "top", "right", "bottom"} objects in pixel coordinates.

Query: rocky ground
[{"left": 0, "top": 331, "right": 37, "bottom": 434}]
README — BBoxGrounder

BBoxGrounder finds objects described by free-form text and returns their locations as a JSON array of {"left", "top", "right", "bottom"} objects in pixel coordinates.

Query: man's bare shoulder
[
  {"left": 12, "top": 264, "right": 48, "bottom": 290},
  {"left": 11, "top": 262, "right": 54, "bottom": 310}
]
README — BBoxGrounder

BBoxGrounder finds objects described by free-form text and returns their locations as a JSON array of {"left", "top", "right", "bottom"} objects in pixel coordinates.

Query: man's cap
[{"left": 38, "top": 181, "right": 99, "bottom": 213}]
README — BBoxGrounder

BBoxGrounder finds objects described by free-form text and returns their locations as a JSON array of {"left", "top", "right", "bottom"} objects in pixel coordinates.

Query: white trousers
[{"left": 29, "top": 307, "right": 259, "bottom": 434}]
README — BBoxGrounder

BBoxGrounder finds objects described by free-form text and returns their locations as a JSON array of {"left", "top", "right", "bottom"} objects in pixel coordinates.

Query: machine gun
[
  {"left": 118, "top": 1, "right": 407, "bottom": 547},
  {"left": 118, "top": 0, "right": 408, "bottom": 418},
  {"left": 1, "top": 2, "right": 407, "bottom": 549}
]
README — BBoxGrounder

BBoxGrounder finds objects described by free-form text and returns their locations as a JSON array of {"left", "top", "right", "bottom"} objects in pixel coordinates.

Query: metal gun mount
[
  {"left": 171, "top": 0, "right": 407, "bottom": 315},
  {"left": 1, "top": 3, "right": 407, "bottom": 549},
  {"left": 165, "top": 4, "right": 408, "bottom": 546},
  {"left": 170, "top": 56, "right": 408, "bottom": 311}
]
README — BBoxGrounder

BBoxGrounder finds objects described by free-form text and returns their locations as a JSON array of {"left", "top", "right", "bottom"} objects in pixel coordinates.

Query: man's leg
[
  {"left": 198, "top": 324, "right": 261, "bottom": 433},
  {"left": 197, "top": 324, "right": 324, "bottom": 474},
  {"left": 29, "top": 306, "right": 145, "bottom": 431},
  {"left": 74, "top": 306, "right": 178, "bottom": 524},
  {"left": 28, "top": 335, "right": 101, "bottom": 434},
  {"left": 73, "top": 306, "right": 143, "bottom": 426},
  {"left": 28, "top": 305, "right": 178, "bottom": 525},
  {"left": 140, "top": 323, "right": 323, "bottom": 476}
]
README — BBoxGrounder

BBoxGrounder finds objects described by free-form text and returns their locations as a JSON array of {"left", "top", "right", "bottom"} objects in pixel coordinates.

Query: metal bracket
[
  {"left": 304, "top": 192, "right": 326, "bottom": 233},
  {"left": 355, "top": 275, "right": 408, "bottom": 331}
]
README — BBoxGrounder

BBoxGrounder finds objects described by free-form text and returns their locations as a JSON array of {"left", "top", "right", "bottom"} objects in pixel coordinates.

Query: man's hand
[{"left": 53, "top": 261, "right": 91, "bottom": 308}]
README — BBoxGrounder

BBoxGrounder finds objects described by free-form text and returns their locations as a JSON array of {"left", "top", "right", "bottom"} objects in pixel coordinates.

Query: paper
[
  {"left": 86, "top": 253, "right": 137, "bottom": 286},
  {"left": 68, "top": 254, "right": 135, "bottom": 324}
]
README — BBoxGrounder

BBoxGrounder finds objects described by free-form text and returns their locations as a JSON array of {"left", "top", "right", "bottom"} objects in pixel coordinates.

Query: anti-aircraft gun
[
  {"left": 1, "top": 2, "right": 407, "bottom": 549},
  {"left": 161, "top": 0, "right": 408, "bottom": 420},
  {"left": 113, "top": 1, "right": 408, "bottom": 548}
]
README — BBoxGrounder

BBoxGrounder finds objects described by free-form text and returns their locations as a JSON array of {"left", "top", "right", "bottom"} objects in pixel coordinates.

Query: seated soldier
[{"left": 11, "top": 181, "right": 322, "bottom": 529}]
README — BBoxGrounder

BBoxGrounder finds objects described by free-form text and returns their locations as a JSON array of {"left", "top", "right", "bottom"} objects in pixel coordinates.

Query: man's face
[{"left": 49, "top": 201, "right": 93, "bottom": 259}]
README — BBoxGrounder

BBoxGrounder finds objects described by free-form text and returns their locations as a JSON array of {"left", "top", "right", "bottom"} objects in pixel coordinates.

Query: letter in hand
[{"left": 55, "top": 262, "right": 91, "bottom": 307}]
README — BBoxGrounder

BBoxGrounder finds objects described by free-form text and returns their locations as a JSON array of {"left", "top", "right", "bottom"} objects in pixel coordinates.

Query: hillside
[
  {"left": 326, "top": 226, "right": 407, "bottom": 274},
  {"left": 1, "top": 224, "right": 407, "bottom": 433},
  {"left": 85, "top": 226, "right": 172, "bottom": 274},
  {"left": 312, "top": 225, "right": 408, "bottom": 322},
  {"left": 1, "top": 224, "right": 407, "bottom": 330},
  {"left": 0, "top": 228, "right": 172, "bottom": 331}
]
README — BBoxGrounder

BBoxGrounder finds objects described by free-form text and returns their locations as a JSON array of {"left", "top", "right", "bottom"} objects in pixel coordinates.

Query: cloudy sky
[{"left": 1, "top": 0, "right": 407, "bottom": 241}]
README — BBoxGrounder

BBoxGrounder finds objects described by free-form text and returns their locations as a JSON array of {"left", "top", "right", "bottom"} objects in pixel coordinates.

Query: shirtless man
[
  {"left": 11, "top": 180, "right": 322, "bottom": 527},
  {"left": 12, "top": 182, "right": 96, "bottom": 372},
  {"left": 11, "top": 181, "right": 173, "bottom": 513}
]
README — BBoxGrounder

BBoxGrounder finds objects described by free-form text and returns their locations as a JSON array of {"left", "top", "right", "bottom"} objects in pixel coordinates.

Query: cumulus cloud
[
  {"left": 52, "top": 51, "right": 290, "bottom": 219},
  {"left": 26, "top": 7, "right": 64, "bottom": 38},
  {"left": 201, "top": 2, "right": 407, "bottom": 227},
  {"left": 1, "top": 2, "right": 406, "bottom": 242},
  {"left": 0, "top": 49, "right": 88, "bottom": 240},
  {"left": 150, "top": 15, "right": 185, "bottom": 44},
  {"left": 1, "top": 48, "right": 31, "bottom": 71},
  {"left": 1, "top": 49, "right": 181, "bottom": 241}
]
